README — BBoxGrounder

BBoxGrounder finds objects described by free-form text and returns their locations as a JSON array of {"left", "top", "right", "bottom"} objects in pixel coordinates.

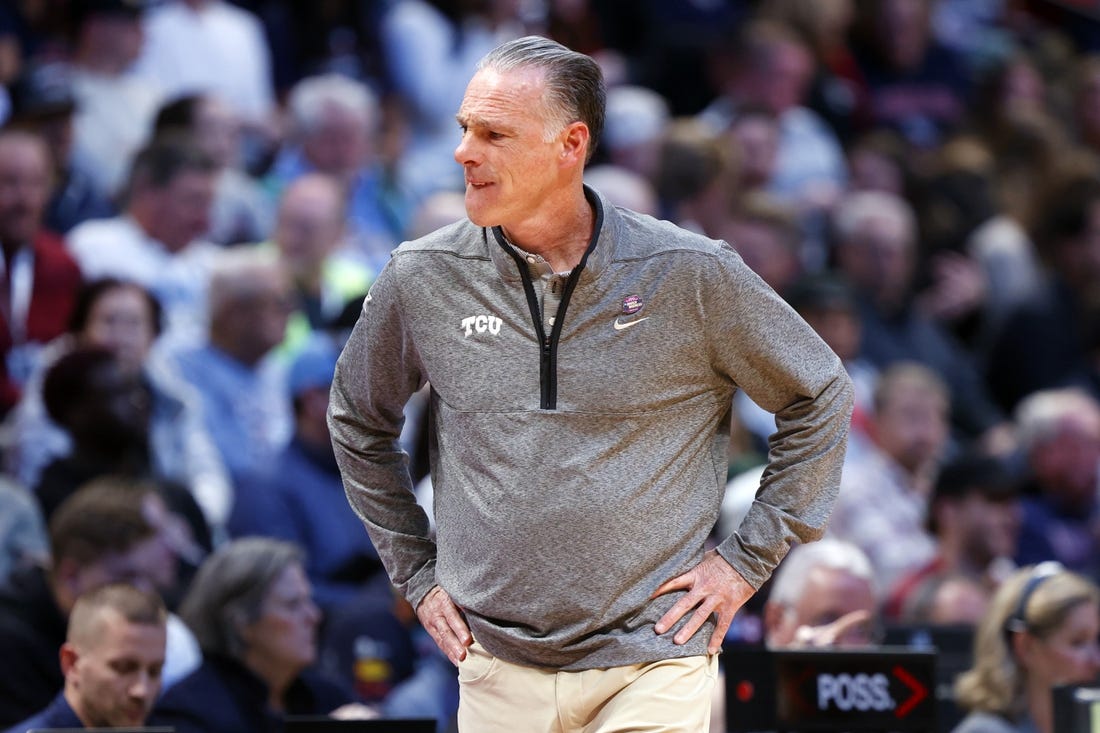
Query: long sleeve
[
  {"left": 706, "top": 245, "right": 855, "bottom": 588},
  {"left": 327, "top": 260, "right": 437, "bottom": 608}
]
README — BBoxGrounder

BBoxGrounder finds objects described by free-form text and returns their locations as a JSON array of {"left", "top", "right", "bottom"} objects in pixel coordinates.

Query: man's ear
[
  {"left": 559, "top": 121, "right": 590, "bottom": 167},
  {"left": 60, "top": 642, "right": 79, "bottom": 676}
]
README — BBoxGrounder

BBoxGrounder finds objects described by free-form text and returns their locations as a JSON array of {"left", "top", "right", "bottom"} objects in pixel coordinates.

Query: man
[
  {"left": 66, "top": 133, "right": 220, "bottom": 350},
  {"left": 5, "top": 60, "right": 115, "bottom": 234},
  {"left": 830, "top": 189, "right": 1009, "bottom": 445},
  {"left": 3, "top": 583, "right": 167, "bottom": 732},
  {"left": 264, "top": 173, "right": 371, "bottom": 355},
  {"left": 168, "top": 248, "right": 292, "bottom": 492},
  {"left": 0, "top": 128, "right": 84, "bottom": 417},
  {"left": 66, "top": 0, "right": 164, "bottom": 201},
  {"left": 0, "top": 478, "right": 198, "bottom": 727},
  {"left": 885, "top": 451, "right": 1021, "bottom": 620},
  {"left": 762, "top": 538, "right": 879, "bottom": 649},
  {"left": 1012, "top": 387, "right": 1100, "bottom": 578},
  {"left": 264, "top": 74, "right": 410, "bottom": 278},
  {"left": 328, "top": 36, "right": 853, "bottom": 731},
  {"left": 827, "top": 362, "right": 951, "bottom": 592},
  {"left": 228, "top": 335, "right": 383, "bottom": 612}
]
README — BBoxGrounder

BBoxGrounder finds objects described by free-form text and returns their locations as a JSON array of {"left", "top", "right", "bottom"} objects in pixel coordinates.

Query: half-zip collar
[{"left": 491, "top": 186, "right": 606, "bottom": 409}]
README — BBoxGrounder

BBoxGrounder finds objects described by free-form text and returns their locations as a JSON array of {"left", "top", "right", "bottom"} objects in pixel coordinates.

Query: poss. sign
[{"left": 726, "top": 646, "right": 937, "bottom": 732}]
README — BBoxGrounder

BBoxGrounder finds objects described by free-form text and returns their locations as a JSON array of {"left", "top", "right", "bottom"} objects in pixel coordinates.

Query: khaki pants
[{"left": 457, "top": 641, "right": 718, "bottom": 732}]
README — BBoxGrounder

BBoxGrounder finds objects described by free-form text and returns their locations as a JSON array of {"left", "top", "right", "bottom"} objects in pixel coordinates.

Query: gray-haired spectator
[
  {"left": 831, "top": 189, "right": 1010, "bottom": 445},
  {"left": 166, "top": 247, "right": 292, "bottom": 496},
  {"left": 764, "top": 538, "right": 880, "bottom": 648},
  {"left": 265, "top": 73, "right": 412, "bottom": 278},
  {"left": 150, "top": 537, "right": 367, "bottom": 732},
  {"left": 602, "top": 84, "right": 670, "bottom": 180},
  {"left": 1012, "top": 387, "right": 1100, "bottom": 580}
]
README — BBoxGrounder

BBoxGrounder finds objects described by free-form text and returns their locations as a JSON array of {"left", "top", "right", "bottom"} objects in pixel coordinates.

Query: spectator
[
  {"left": 0, "top": 479, "right": 200, "bottom": 728},
  {"left": 131, "top": 0, "right": 274, "bottom": 131},
  {"left": 153, "top": 92, "right": 271, "bottom": 246},
  {"left": 0, "top": 127, "right": 83, "bottom": 417},
  {"left": 726, "top": 105, "right": 781, "bottom": 197},
  {"left": 5, "top": 60, "right": 115, "bottom": 234},
  {"left": 756, "top": 0, "right": 863, "bottom": 143},
  {"left": 265, "top": 73, "right": 411, "bottom": 278},
  {"left": 599, "top": 84, "right": 670, "bottom": 180},
  {"left": 2, "top": 277, "right": 231, "bottom": 532},
  {"left": 901, "top": 571, "right": 991, "bottom": 627},
  {"left": 886, "top": 451, "right": 1022, "bottom": 621},
  {"left": 828, "top": 362, "right": 950, "bottom": 593},
  {"left": 1012, "top": 388, "right": 1100, "bottom": 581},
  {"left": 228, "top": 336, "right": 384, "bottom": 612},
  {"left": 831, "top": 189, "right": 1008, "bottom": 443},
  {"left": 150, "top": 537, "right": 364, "bottom": 733},
  {"left": 3, "top": 583, "right": 167, "bottom": 733},
  {"left": 763, "top": 538, "right": 880, "bottom": 649},
  {"left": 262, "top": 173, "right": 371, "bottom": 356},
  {"left": 711, "top": 539, "right": 879, "bottom": 732},
  {"left": 952, "top": 563, "right": 1100, "bottom": 733},
  {"left": 652, "top": 116, "right": 738, "bottom": 238},
  {"left": 168, "top": 247, "right": 292, "bottom": 492},
  {"left": 848, "top": 0, "right": 970, "bottom": 149},
  {"left": 66, "top": 133, "right": 221, "bottom": 350},
  {"left": 701, "top": 17, "right": 847, "bottom": 265},
  {"left": 66, "top": 0, "right": 164, "bottom": 201},
  {"left": 34, "top": 347, "right": 213, "bottom": 561},
  {"left": 719, "top": 191, "right": 804, "bottom": 296}
]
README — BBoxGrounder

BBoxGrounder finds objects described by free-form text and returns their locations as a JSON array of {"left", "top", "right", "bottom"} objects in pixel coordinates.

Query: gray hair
[
  {"left": 206, "top": 246, "right": 286, "bottom": 318},
  {"left": 287, "top": 73, "right": 378, "bottom": 138},
  {"left": 477, "top": 35, "right": 605, "bottom": 162},
  {"left": 769, "top": 538, "right": 876, "bottom": 607},
  {"left": 1014, "top": 387, "right": 1100, "bottom": 452},
  {"left": 179, "top": 537, "right": 303, "bottom": 659},
  {"left": 832, "top": 190, "right": 916, "bottom": 248}
]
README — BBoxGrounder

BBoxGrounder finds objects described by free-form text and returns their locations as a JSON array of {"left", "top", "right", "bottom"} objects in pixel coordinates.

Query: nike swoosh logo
[{"left": 614, "top": 316, "right": 649, "bottom": 331}]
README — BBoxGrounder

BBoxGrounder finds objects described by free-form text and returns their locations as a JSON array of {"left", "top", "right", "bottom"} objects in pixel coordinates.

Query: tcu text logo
[{"left": 461, "top": 315, "right": 502, "bottom": 337}]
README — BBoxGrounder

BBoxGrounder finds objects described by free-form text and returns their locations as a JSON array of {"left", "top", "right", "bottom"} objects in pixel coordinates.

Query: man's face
[
  {"left": 69, "top": 534, "right": 178, "bottom": 599},
  {"left": 0, "top": 136, "right": 50, "bottom": 245},
  {"left": 145, "top": 170, "right": 215, "bottom": 252},
  {"left": 302, "top": 103, "right": 371, "bottom": 180},
  {"left": 454, "top": 66, "right": 572, "bottom": 234},
  {"left": 65, "top": 609, "right": 165, "bottom": 728},
  {"left": 875, "top": 383, "right": 949, "bottom": 475},
  {"left": 274, "top": 185, "right": 345, "bottom": 273},
  {"left": 956, "top": 494, "right": 1021, "bottom": 566},
  {"left": 768, "top": 566, "right": 878, "bottom": 648}
]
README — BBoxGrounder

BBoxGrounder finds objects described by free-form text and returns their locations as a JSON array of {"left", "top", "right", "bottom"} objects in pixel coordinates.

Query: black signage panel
[{"left": 725, "top": 646, "right": 937, "bottom": 732}]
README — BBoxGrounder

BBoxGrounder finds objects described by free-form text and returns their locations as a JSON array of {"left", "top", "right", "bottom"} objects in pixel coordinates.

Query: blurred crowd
[{"left": 1, "top": 0, "right": 1100, "bottom": 731}]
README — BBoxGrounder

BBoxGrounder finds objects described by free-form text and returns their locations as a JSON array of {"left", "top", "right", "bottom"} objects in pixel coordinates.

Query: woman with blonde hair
[{"left": 952, "top": 563, "right": 1100, "bottom": 733}]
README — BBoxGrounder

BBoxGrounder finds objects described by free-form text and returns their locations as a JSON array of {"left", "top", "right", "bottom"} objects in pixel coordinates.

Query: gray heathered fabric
[{"left": 328, "top": 188, "right": 854, "bottom": 671}]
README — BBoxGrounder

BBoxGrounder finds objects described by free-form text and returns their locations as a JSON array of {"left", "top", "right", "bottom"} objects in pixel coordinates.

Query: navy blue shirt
[{"left": 3, "top": 692, "right": 82, "bottom": 733}]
